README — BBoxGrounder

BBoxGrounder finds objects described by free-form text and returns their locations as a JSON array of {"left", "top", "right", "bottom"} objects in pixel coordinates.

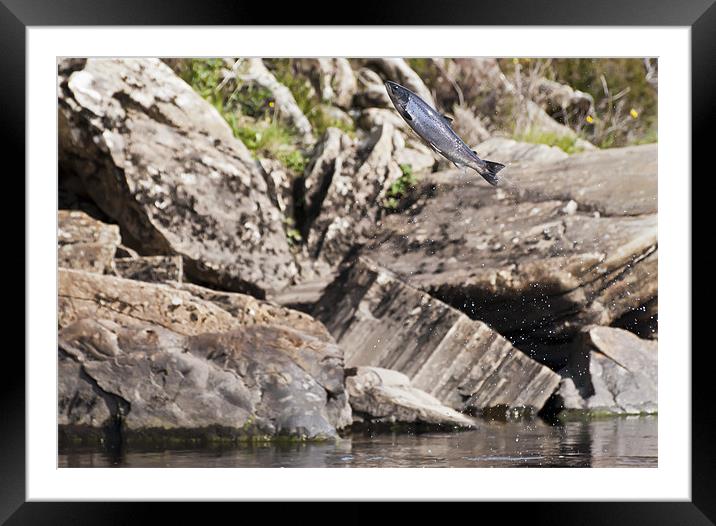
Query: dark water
[{"left": 59, "top": 416, "right": 657, "bottom": 468}]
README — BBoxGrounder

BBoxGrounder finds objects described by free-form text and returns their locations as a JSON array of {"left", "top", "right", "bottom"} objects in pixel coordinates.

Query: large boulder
[
  {"left": 364, "top": 144, "right": 657, "bottom": 344},
  {"left": 556, "top": 326, "right": 657, "bottom": 414},
  {"left": 58, "top": 58, "right": 296, "bottom": 298},
  {"left": 346, "top": 366, "right": 476, "bottom": 429},
  {"left": 58, "top": 210, "right": 121, "bottom": 274},
  {"left": 59, "top": 318, "right": 351, "bottom": 442},
  {"left": 314, "top": 258, "right": 561, "bottom": 413},
  {"left": 59, "top": 268, "right": 334, "bottom": 342}
]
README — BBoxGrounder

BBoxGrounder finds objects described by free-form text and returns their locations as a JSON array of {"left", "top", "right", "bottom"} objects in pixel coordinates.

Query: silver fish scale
[{"left": 403, "top": 93, "right": 484, "bottom": 171}]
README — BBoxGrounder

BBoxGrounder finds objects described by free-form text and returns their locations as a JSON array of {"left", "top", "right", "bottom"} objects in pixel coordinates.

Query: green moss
[
  {"left": 513, "top": 128, "right": 584, "bottom": 154},
  {"left": 282, "top": 216, "right": 303, "bottom": 246},
  {"left": 555, "top": 410, "right": 658, "bottom": 422}
]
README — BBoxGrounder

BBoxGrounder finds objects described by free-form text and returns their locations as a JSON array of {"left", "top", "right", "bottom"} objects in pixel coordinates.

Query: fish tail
[{"left": 479, "top": 159, "right": 507, "bottom": 187}]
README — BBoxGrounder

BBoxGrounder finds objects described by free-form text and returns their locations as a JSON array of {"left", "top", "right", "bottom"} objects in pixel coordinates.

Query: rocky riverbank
[{"left": 58, "top": 57, "right": 657, "bottom": 446}]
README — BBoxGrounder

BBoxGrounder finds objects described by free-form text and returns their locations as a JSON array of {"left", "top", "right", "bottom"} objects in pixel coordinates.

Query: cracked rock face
[
  {"left": 556, "top": 326, "right": 657, "bottom": 414},
  {"left": 58, "top": 58, "right": 296, "bottom": 297},
  {"left": 59, "top": 268, "right": 239, "bottom": 335},
  {"left": 304, "top": 124, "right": 405, "bottom": 265},
  {"left": 364, "top": 144, "right": 657, "bottom": 343},
  {"left": 314, "top": 258, "right": 560, "bottom": 413},
  {"left": 59, "top": 318, "right": 351, "bottom": 440}
]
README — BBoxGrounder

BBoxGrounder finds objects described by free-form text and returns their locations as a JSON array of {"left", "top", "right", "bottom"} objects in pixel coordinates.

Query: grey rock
[
  {"left": 258, "top": 157, "right": 293, "bottom": 216},
  {"left": 305, "top": 124, "right": 404, "bottom": 263},
  {"left": 473, "top": 137, "right": 569, "bottom": 164},
  {"left": 59, "top": 318, "right": 351, "bottom": 440},
  {"left": 364, "top": 144, "right": 657, "bottom": 342},
  {"left": 300, "top": 127, "right": 355, "bottom": 236},
  {"left": 113, "top": 256, "right": 183, "bottom": 284},
  {"left": 557, "top": 326, "right": 657, "bottom": 414},
  {"left": 502, "top": 144, "right": 657, "bottom": 216},
  {"left": 533, "top": 78, "right": 594, "bottom": 124},
  {"left": 58, "top": 58, "right": 296, "bottom": 297},
  {"left": 314, "top": 258, "right": 561, "bottom": 413},
  {"left": 364, "top": 58, "right": 436, "bottom": 108},
  {"left": 354, "top": 68, "right": 392, "bottom": 108},
  {"left": 346, "top": 366, "right": 476, "bottom": 428},
  {"left": 267, "top": 273, "right": 337, "bottom": 312},
  {"left": 58, "top": 210, "right": 121, "bottom": 274},
  {"left": 294, "top": 58, "right": 357, "bottom": 109},
  {"left": 451, "top": 105, "right": 491, "bottom": 148},
  {"left": 358, "top": 107, "right": 409, "bottom": 132},
  {"left": 393, "top": 138, "right": 438, "bottom": 175},
  {"left": 58, "top": 351, "right": 114, "bottom": 428}
]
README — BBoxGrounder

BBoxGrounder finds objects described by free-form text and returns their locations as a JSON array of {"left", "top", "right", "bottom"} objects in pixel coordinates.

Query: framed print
[{"left": 5, "top": 0, "right": 710, "bottom": 522}]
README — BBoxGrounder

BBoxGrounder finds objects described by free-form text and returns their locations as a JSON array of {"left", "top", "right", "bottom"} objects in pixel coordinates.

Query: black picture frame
[{"left": 4, "top": 0, "right": 709, "bottom": 522}]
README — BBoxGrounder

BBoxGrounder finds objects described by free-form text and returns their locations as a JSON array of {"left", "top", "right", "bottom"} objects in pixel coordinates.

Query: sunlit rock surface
[
  {"left": 314, "top": 258, "right": 560, "bottom": 413},
  {"left": 302, "top": 124, "right": 404, "bottom": 264},
  {"left": 172, "top": 281, "right": 333, "bottom": 341},
  {"left": 556, "top": 326, "right": 657, "bottom": 414},
  {"left": 58, "top": 58, "right": 296, "bottom": 297},
  {"left": 346, "top": 366, "right": 476, "bottom": 429},
  {"left": 473, "top": 136, "right": 569, "bottom": 164},
  {"left": 59, "top": 268, "right": 334, "bottom": 342},
  {"left": 59, "top": 268, "right": 238, "bottom": 335},
  {"left": 364, "top": 144, "right": 657, "bottom": 343}
]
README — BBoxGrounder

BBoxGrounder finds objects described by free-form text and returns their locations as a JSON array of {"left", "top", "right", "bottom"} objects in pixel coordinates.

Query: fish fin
[
  {"left": 398, "top": 108, "right": 413, "bottom": 121},
  {"left": 442, "top": 114, "right": 453, "bottom": 125},
  {"left": 480, "top": 159, "right": 507, "bottom": 187},
  {"left": 430, "top": 142, "right": 444, "bottom": 156}
]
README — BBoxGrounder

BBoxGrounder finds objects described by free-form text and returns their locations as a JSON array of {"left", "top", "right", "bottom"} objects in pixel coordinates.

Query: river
[{"left": 59, "top": 415, "right": 656, "bottom": 468}]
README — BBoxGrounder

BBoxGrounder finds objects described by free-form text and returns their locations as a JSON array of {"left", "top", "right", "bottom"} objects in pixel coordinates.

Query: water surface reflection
[{"left": 59, "top": 416, "right": 657, "bottom": 468}]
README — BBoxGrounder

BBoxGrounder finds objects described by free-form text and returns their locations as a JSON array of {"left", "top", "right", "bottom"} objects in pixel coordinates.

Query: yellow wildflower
[
  {"left": 630, "top": 108, "right": 639, "bottom": 119},
  {"left": 586, "top": 115, "right": 594, "bottom": 124}
]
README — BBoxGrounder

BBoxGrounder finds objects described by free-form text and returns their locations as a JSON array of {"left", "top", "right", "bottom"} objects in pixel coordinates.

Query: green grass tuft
[
  {"left": 513, "top": 129, "right": 584, "bottom": 154},
  {"left": 383, "top": 164, "right": 418, "bottom": 210},
  {"left": 176, "top": 58, "right": 309, "bottom": 175}
]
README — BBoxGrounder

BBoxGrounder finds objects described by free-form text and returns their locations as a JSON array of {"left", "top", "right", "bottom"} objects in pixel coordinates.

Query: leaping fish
[{"left": 385, "top": 80, "right": 507, "bottom": 187}]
